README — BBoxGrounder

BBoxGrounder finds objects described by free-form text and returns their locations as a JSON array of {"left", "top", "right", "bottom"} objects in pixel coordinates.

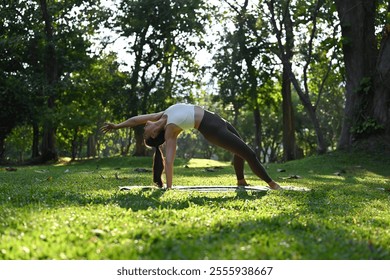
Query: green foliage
[
  {"left": 1, "top": 0, "right": 388, "bottom": 162},
  {"left": 3, "top": 126, "right": 33, "bottom": 162},
  {"left": 351, "top": 117, "right": 384, "bottom": 136},
  {"left": 0, "top": 1, "right": 37, "bottom": 136},
  {"left": 0, "top": 0, "right": 110, "bottom": 161},
  {"left": 0, "top": 151, "right": 389, "bottom": 259},
  {"left": 115, "top": 0, "right": 210, "bottom": 111},
  {"left": 355, "top": 77, "right": 372, "bottom": 95},
  {"left": 375, "top": 1, "right": 390, "bottom": 36}
]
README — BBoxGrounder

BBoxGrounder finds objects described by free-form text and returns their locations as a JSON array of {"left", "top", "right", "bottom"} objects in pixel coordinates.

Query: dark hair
[
  {"left": 144, "top": 129, "right": 165, "bottom": 147},
  {"left": 145, "top": 130, "right": 165, "bottom": 188}
]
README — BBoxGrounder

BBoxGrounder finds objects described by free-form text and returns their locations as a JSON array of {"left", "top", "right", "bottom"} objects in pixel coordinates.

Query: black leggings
[{"left": 198, "top": 110, "right": 272, "bottom": 183}]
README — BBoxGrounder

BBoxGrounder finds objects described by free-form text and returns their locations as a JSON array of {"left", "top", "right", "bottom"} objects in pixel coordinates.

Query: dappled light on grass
[
  {"left": 53, "top": 157, "right": 72, "bottom": 166},
  {"left": 185, "top": 158, "right": 231, "bottom": 168}
]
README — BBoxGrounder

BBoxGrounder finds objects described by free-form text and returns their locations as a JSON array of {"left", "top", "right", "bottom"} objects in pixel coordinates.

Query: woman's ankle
[{"left": 237, "top": 179, "right": 249, "bottom": 186}]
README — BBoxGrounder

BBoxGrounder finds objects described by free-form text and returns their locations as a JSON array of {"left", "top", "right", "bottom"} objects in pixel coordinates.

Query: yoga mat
[{"left": 118, "top": 185, "right": 309, "bottom": 192}]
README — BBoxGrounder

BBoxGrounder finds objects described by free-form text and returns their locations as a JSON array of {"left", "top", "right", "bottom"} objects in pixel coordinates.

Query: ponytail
[
  {"left": 145, "top": 130, "right": 165, "bottom": 188},
  {"left": 152, "top": 146, "right": 164, "bottom": 187}
]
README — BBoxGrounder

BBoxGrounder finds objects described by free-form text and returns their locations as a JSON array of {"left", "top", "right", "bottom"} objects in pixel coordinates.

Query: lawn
[{"left": 0, "top": 150, "right": 389, "bottom": 260}]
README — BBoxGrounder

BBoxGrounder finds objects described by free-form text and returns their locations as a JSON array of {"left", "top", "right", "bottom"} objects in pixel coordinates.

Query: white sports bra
[{"left": 163, "top": 103, "right": 195, "bottom": 130}]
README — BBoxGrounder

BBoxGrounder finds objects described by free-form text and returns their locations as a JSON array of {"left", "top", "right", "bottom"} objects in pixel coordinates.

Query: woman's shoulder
[{"left": 164, "top": 123, "right": 182, "bottom": 137}]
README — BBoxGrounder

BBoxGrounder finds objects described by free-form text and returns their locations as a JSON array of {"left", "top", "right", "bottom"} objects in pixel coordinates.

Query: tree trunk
[
  {"left": 373, "top": 24, "right": 390, "bottom": 135},
  {"left": 233, "top": 0, "right": 263, "bottom": 158},
  {"left": 253, "top": 105, "right": 262, "bottom": 159},
  {"left": 118, "top": 129, "right": 131, "bottom": 156},
  {"left": 281, "top": 65, "right": 296, "bottom": 161},
  {"left": 281, "top": 2, "right": 297, "bottom": 160},
  {"left": 268, "top": 0, "right": 327, "bottom": 154},
  {"left": 163, "top": 36, "right": 174, "bottom": 100},
  {"left": 127, "top": 25, "right": 148, "bottom": 157},
  {"left": 0, "top": 134, "right": 5, "bottom": 162},
  {"left": 78, "top": 135, "right": 83, "bottom": 160},
  {"left": 335, "top": 0, "right": 378, "bottom": 148},
  {"left": 133, "top": 126, "right": 147, "bottom": 156},
  {"left": 71, "top": 129, "right": 78, "bottom": 161},
  {"left": 40, "top": 0, "right": 58, "bottom": 161},
  {"left": 232, "top": 104, "right": 240, "bottom": 127},
  {"left": 87, "top": 134, "right": 97, "bottom": 158},
  {"left": 29, "top": 36, "right": 41, "bottom": 160},
  {"left": 31, "top": 121, "right": 40, "bottom": 158}
]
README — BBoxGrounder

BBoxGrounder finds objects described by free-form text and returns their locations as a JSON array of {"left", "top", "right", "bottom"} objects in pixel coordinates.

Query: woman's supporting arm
[
  {"left": 163, "top": 125, "right": 182, "bottom": 189},
  {"left": 164, "top": 136, "right": 177, "bottom": 189}
]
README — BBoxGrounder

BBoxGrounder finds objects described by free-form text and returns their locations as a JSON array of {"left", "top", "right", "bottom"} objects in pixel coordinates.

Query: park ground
[{"left": 0, "top": 149, "right": 389, "bottom": 259}]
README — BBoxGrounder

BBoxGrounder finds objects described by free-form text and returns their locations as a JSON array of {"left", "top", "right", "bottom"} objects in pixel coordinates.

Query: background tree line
[{"left": 1, "top": 0, "right": 389, "bottom": 164}]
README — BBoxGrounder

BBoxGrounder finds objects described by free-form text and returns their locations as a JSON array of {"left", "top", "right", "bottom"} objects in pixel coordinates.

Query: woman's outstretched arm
[{"left": 100, "top": 112, "right": 164, "bottom": 133}]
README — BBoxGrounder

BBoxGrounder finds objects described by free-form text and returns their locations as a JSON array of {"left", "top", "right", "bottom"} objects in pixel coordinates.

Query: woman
[{"left": 101, "top": 103, "right": 281, "bottom": 190}]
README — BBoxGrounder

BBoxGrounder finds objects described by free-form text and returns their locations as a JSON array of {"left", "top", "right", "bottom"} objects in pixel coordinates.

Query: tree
[
  {"left": 265, "top": 0, "right": 298, "bottom": 159},
  {"left": 266, "top": 0, "right": 338, "bottom": 154},
  {"left": 38, "top": 0, "right": 59, "bottom": 161},
  {"left": 1, "top": 1, "right": 108, "bottom": 162},
  {"left": 233, "top": 0, "right": 263, "bottom": 157},
  {"left": 0, "top": 1, "right": 33, "bottom": 162},
  {"left": 58, "top": 54, "right": 130, "bottom": 160},
  {"left": 213, "top": 25, "right": 247, "bottom": 126},
  {"left": 335, "top": 0, "right": 390, "bottom": 148},
  {"left": 115, "top": 0, "right": 209, "bottom": 155},
  {"left": 279, "top": 3, "right": 296, "bottom": 161},
  {"left": 213, "top": 0, "right": 275, "bottom": 158}
]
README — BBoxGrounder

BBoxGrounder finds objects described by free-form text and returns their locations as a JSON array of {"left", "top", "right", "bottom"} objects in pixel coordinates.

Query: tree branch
[{"left": 303, "top": 0, "right": 323, "bottom": 96}]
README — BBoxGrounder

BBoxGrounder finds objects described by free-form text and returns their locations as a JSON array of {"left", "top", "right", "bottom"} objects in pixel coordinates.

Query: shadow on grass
[
  {"left": 112, "top": 189, "right": 389, "bottom": 259},
  {"left": 142, "top": 212, "right": 390, "bottom": 259},
  {"left": 112, "top": 188, "right": 268, "bottom": 211},
  {"left": 0, "top": 184, "right": 268, "bottom": 213}
]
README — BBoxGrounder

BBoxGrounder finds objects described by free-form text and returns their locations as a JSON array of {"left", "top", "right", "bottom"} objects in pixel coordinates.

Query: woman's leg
[
  {"left": 225, "top": 122, "right": 246, "bottom": 182},
  {"left": 198, "top": 111, "right": 273, "bottom": 183}
]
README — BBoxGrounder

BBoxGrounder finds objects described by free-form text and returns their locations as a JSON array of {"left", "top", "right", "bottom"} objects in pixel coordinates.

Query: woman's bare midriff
[{"left": 194, "top": 106, "right": 204, "bottom": 129}]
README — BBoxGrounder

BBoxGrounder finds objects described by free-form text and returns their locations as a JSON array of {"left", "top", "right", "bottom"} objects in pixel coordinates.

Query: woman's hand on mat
[{"left": 100, "top": 123, "right": 117, "bottom": 134}]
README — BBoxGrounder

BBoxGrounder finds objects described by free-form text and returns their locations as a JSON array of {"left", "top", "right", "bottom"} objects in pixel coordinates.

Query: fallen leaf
[
  {"left": 205, "top": 168, "right": 216, "bottom": 172},
  {"left": 279, "top": 175, "right": 301, "bottom": 179},
  {"left": 5, "top": 167, "right": 17, "bottom": 172},
  {"left": 134, "top": 168, "right": 151, "bottom": 173},
  {"left": 91, "top": 229, "right": 106, "bottom": 237},
  {"left": 34, "top": 169, "right": 49, "bottom": 173}
]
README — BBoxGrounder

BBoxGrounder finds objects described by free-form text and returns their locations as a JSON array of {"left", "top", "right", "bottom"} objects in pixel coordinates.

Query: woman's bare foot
[{"left": 268, "top": 181, "right": 282, "bottom": 190}]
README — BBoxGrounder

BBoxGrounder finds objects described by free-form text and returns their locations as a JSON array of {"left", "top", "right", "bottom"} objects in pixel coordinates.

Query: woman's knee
[{"left": 243, "top": 149, "right": 259, "bottom": 164}]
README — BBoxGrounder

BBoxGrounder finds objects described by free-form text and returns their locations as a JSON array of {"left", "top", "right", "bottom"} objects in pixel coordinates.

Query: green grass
[{"left": 0, "top": 150, "right": 389, "bottom": 260}]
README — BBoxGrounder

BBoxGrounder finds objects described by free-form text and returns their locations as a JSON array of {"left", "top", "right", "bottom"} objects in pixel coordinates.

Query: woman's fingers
[{"left": 100, "top": 123, "right": 114, "bottom": 134}]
